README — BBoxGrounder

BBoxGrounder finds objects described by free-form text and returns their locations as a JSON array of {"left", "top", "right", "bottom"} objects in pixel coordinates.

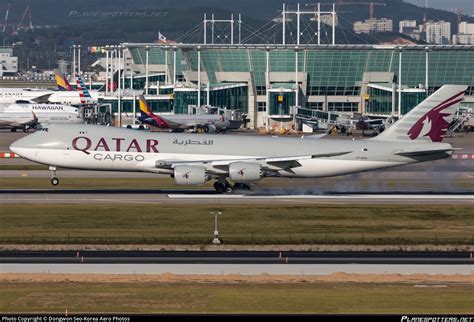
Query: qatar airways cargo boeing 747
[{"left": 10, "top": 85, "right": 467, "bottom": 193}]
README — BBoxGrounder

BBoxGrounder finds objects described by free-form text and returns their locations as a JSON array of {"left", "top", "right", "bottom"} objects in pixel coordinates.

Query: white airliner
[
  {"left": 0, "top": 103, "right": 82, "bottom": 132},
  {"left": 137, "top": 96, "right": 230, "bottom": 133},
  {"left": 0, "top": 71, "right": 99, "bottom": 105},
  {"left": 10, "top": 85, "right": 467, "bottom": 193}
]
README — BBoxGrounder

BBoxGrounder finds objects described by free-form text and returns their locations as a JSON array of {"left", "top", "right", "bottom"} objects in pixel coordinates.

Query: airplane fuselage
[
  {"left": 0, "top": 104, "right": 82, "bottom": 128},
  {"left": 0, "top": 88, "right": 99, "bottom": 105},
  {"left": 10, "top": 124, "right": 452, "bottom": 179}
]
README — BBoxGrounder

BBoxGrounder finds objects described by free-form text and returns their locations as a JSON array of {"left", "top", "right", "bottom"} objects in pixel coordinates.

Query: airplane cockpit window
[{"left": 41, "top": 128, "right": 49, "bottom": 132}]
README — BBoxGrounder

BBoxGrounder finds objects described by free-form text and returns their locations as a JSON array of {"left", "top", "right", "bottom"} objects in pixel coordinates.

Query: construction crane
[
  {"left": 336, "top": 1, "right": 386, "bottom": 20},
  {"left": 450, "top": 8, "right": 464, "bottom": 26},
  {"left": 12, "top": 4, "right": 32, "bottom": 35},
  {"left": 2, "top": 3, "right": 10, "bottom": 33}
]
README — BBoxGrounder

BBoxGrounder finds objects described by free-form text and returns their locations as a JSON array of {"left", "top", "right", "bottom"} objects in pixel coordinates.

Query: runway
[
  {"left": 2, "top": 251, "right": 473, "bottom": 275},
  {"left": 0, "top": 189, "right": 472, "bottom": 204}
]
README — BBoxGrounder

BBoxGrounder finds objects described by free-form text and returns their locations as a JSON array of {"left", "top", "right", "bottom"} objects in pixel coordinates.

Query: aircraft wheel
[
  {"left": 203, "top": 126, "right": 210, "bottom": 133},
  {"left": 234, "top": 183, "right": 251, "bottom": 191},
  {"left": 11, "top": 128, "right": 16, "bottom": 132},
  {"left": 213, "top": 182, "right": 225, "bottom": 194},
  {"left": 51, "top": 177, "right": 59, "bottom": 186}
]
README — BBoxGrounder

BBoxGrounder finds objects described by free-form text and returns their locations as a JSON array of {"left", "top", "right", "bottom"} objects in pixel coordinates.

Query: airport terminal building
[{"left": 100, "top": 44, "right": 474, "bottom": 129}]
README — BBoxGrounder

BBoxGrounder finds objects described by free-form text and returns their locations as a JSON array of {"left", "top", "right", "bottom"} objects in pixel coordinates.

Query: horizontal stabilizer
[{"left": 395, "top": 148, "right": 459, "bottom": 157}]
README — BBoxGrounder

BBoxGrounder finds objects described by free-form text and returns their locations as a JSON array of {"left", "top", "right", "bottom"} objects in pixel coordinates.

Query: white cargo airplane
[
  {"left": 10, "top": 85, "right": 466, "bottom": 193},
  {"left": 0, "top": 103, "right": 82, "bottom": 132}
]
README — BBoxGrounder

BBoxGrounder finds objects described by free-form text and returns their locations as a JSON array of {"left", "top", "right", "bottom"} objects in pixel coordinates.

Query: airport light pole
[
  {"left": 332, "top": 3, "right": 336, "bottom": 45},
  {"left": 282, "top": 3, "right": 286, "bottom": 45},
  {"left": 72, "top": 45, "right": 76, "bottom": 80},
  {"left": 77, "top": 45, "right": 81, "bottom": 79},
  {"left": 425, "top": 46, "right": 429, "bottom": 94},
  {"left": 145, "top": 46, "right": 150, "bottom": 95},
  {"left": 173, "top": 46, "right": 177, "bottom": 86},
  {"left": 110, "top": 48, "right": 115, "bottom": 97},
  {"left": 117, "top": 45, "right": 122, "bottom": 128},
  {"left": 105, "top": 46, "right": 109, "bottom": 96},
  {"left": 211, "top": 211, "right": 222, "bottom": 244},
  {"left": 122, "top": 46, "right": 126, "bottom": 93},
  {"left": 164, "top": 47, "right": 168, "bottom": 85},
  {"left": 294, "top": 46, "right": 299, "bottom": 129},
  {"left": 197, "top": 46, "right": 201, "bottom": 108},
  {"left": 398, "top": 47, "right": 402, "bottom": 118},
  {"left": 265, "top": 46, "right": 270, "bottom": 132}
]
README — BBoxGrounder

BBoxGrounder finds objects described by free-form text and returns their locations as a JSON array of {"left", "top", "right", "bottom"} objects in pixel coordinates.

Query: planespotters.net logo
[
  {"left": 401, "top": 316, "right": 474, "bottom": 322},
  {"left": 69, "top": 11, "right": 168, "bottom": 18}
]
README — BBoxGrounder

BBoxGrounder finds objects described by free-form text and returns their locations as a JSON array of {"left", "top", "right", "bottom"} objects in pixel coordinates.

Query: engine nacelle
[
  {"left": 229, "top": 162, "right": 262, "bottom": 183},
  {"left": 203, "top": 124, "right": 217, "bottom": 133},
  {"left": 174, "top": 165, "right": 207, "bottom": 185}
]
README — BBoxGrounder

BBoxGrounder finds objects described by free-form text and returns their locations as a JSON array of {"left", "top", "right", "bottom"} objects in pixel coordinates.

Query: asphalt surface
[
  {"left": 0, "top": 190, "right": 472, "bottom": 204},
  {"left": 3, "top": 251, "right": 474, "bottom": 275},
  {"left": 3, "top": 263, "right": 473, "bottom": 275},
  {"left": 2, "top": 251, "right": 474, "bottom": 265}
]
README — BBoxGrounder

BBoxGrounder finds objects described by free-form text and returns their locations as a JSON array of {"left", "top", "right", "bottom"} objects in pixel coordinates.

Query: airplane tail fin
[
  {"left": 54, "top": 69, "right": 72, "bottom": 91},
  {"left": 76, "top": 74, "right": 92, "bottom": 103},
  {"left": 373, "top": 85, "right": 467, "bottom": 143},
  {"left": 137, "top": 95, "right": 169, "bottom": 128},
  {"left": 138, "top": 95, "right": 154, "bottom": 117}
]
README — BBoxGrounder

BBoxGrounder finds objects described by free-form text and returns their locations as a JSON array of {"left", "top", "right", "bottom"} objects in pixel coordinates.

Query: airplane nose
[
  {"left": 9, "top": 140, "right": 21, "bottom": 155},
  {"left": 9, "top": 136, "right": 29, "bottom": 157}
]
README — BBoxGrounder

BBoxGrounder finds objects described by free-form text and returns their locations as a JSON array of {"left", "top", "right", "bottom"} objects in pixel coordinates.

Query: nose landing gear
[{"left": 49, "top": 166, "right": 59, "bottom": 186}]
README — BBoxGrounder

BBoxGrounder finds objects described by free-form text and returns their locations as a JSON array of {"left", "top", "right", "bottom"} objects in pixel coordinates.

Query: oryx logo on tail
[{"left": 407, "top": 91, "right": 465, "bottom": 142}]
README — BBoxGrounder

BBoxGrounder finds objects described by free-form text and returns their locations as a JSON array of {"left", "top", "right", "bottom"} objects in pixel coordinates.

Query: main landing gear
[
  {"left": 213, "top": 179, "right": 251, "bottom": 194},
  {"left": 49, "top": 166, "right": 59, "bottom": 186},
  {"left": 213, "top": 181, "right": 233, "bottom": 194}
]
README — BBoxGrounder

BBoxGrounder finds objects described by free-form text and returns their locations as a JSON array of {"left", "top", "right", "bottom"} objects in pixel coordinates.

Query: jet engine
[
  {"left": 203, "top": 125, "right": 217, "bottom": 133},
  {"left": 229, "top": 162, "right": 262, "bottom": 183},
  {"left": 174, "top": 165, "right": 208, "bottom": 185}
]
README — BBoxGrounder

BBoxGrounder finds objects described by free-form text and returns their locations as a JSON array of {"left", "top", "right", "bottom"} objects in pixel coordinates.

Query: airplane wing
[
  {"left": 154, "top": 151, "right": 353, "bottom": 173},
  {"left": 30, "top": 93, "right": 53, "bottom": 104}
]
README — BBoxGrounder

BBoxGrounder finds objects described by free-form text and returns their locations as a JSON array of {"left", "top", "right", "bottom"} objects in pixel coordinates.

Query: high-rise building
[
  {"left": 458, "top": 22, "right": 474, "bottom": 35},
  {"left": 0, "top": 47, "right": 18, "bottom": 76},
  {"left": 425, "top": 21, "right": 451, "bottom": 44},
  {"left": 354, "top": 18, "right": 393, "bottom": 34},
  {"left": 399, "top": 20, "right": 417, "bottom": 33},
  {"left": 454, "top": 22, "right": 474, "bottom": 44}
]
